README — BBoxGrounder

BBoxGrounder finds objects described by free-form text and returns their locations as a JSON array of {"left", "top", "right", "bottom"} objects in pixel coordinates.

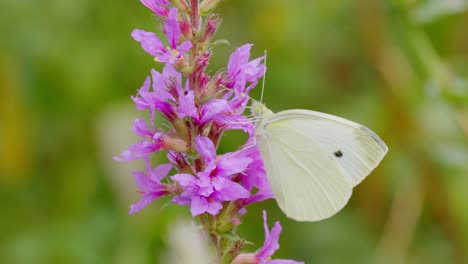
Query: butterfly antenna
[{"left": 260, "top": 50, "right": 267, "bottom": 103}]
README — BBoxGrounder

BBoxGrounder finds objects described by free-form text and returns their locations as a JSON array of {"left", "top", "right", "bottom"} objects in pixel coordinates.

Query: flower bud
[
  {"left": 193, "top": 51, "right": 211, "bottom": 76},
  {"left": 179, "top": 17, "right": 192, "bottom": 39},
  {"left": 168, "top": 151, "right": 193, "bottom": 174},
  {"left": 169, "top": 0, "right": 189, "bottom": 12},
  {"left": 232, "top": 253, "right": 257, "bottom": 264},
  {"left": 200, "top": 0, "right": 224, "bottom": 15},
  {"left": 162, "top": 136, "right": 190, "bottom": 152},
  {"left": 171, "top": 117, "right": 190, "bottom": 142},
  {"left": 199, "top": 15, "right": 221, "bottom": 48}
]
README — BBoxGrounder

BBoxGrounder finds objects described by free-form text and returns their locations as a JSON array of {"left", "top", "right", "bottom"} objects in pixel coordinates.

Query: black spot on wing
[{"left": 334, "top": 150, "right": 343, "bottom": 158}]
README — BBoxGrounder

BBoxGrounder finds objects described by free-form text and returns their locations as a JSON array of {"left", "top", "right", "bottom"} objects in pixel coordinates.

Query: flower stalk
[
  {"left": 190, "top": 0, "right": 200, "bottom": 30},
  {"left": 115, "top": 1, "right": 303, "bottom": 263}
]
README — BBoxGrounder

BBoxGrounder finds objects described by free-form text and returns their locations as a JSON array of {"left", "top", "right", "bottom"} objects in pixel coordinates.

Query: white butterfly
[{"left": 251, "top": 100, "right": 388, "bottom": 221}]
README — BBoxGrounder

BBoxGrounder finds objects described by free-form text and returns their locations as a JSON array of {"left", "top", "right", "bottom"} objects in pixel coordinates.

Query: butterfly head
[
  {"left": 250, "top": 100, "right": 274, "bottom": 130},
  {"left": 251, "top": 100, "right": 269, "bottom": 116}
]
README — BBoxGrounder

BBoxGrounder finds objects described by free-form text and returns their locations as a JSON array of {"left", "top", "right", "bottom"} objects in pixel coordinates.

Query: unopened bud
[
  {"left": 200, "top": 0, "right": 224, "bottom": 15},
  {"left": 232, "top": 253, "right": 256, "bottom": 264},
  {"left": 171, "top": 118, "right": 190, "bottom": 142},
  {"left": 179, "top": 18, "right": 192, "bottom": 39},
  {"left": 169, "top": 0, "right": 189, "bottom": 12},
  {"left": 199, "top": 15, "right": 221, "bottom": 48},
  {"left": 162, "top": 137, "right": 189, "bottom": 152},
  {"left": 193, "top": 51, "right": 211, "bottom": 75}
]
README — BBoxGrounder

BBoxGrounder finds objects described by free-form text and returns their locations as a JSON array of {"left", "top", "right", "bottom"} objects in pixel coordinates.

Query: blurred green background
[{"left": 1, "top": 0, "right": 467, "bottom": 263}]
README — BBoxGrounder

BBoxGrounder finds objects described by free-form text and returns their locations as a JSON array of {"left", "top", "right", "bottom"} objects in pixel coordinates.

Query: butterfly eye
[{"left": 333, "top": 150, "right": 343, "bottom": 158}]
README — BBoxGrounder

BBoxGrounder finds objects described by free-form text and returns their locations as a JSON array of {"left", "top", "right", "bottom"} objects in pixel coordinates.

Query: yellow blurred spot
[
  {"left": 0, "top": 55, "right": 32, "bottom": 184},
  {"left": 253, "top": 2, "right": 287, "bottom": 47}
]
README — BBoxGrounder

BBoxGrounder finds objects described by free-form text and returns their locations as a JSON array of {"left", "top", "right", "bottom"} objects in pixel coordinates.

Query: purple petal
[
  {"left": 150, "top": 163, "right": 173, "bottom": 182},
  {"left": 139, "top": 76, "right": 151, "bottom": 93},
  {"left": 197, "top": 175, "right": 214, "bottom": 197},
  {"left": 162, "top": 64, "right": 182, "bottom": 86},
  {"left": 257, "top": 211, "right": 281, "bottom": 261},
  {"left": 243, "top": 57, "right": 266, "bottom": 81},
  {"left": 178, "top": 90, "right": 197, "bottom": 118},
  {"left": 222, "top": 115, "right": 255, "bottom": 136},
  {"left": 150, "top": 69, "right": 173, "bottom": 101},
  {"left": 118, "top": 140, "right": 162, "bottom": 161},
  {"left": 129, "top": 140, "right": 160, "bottom": 156},
  {"left": 227, "top": 44, "right": 252, "bottom": 81},
  {"left": 155, "top": 52, "right": 173, "bottom": 64},
  {"left": 129, "top": 193, "right": 161, "bottom": 214},
  {"left": 268, "top": 260, "right": 304, "bottom": 264},
  {"left": 200, "top": 99, "right": 231, "bottom": 124},
  {"left": 132, "top": 171, "right": 156, "bottom": 191},
  {"left": 210, "top": 175, "right": 226, "bottom": 191},
  {"left": 172, "top": 173, "right": 197, "bottom": 187},
  {"left": 195, "top": 136, "right": 216, "bottom": 164},
  {"left": 206, "top": 200, "right": 223, "bottom": 215},
  {"left": 217, "top": 155, "right": 252, "bottom": 177},
  {"left": 132, "top": 29, "right": 166, "bottom": 57},
  {"left": 113, "top": 150, "right": 136, "bottom": 161},
  {"left": 164, "top": 8, "right": 181, "bottom": 49},
  {"left": 172, "top": 195, "right": 191, "bottom": 205},
  {"left": 132, "top": 118, "right": 153, "bottom": 137},
  {"left": 151, "top": 68, "right": 165, "bottom": 89},
  {"left": 140, "top": 0, "right": 170, "bottom": 17},
  {"left": 213, "top": 180, "right": 250, "bottom": 201},
  {"left": 243, "top": 58, "right": 266, "bottom": 93},
  {"left": 132, "top": 76, "right": 151, "bottom": 110},
  {"left": 113, "top": 139, "right": 160, "bottom": 161},
  {"left": 240, "top": 145, "right": 271, "bottom": 192},
  {"left": 178, "top": 40, "right": 193, "bottom": 54},
  {"left": 191, "top": 196, "right": 208, "bottom": 216}
]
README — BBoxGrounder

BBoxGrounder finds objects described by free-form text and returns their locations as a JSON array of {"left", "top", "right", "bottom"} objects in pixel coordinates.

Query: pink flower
[
  {"left": 233, "top": 211, "right": 304, "bottom": 264},
  {"left": 240, "top": 143, "right": 273, "bottom": 206},
  {"left": 257, "top": 211, "right": 303, "bottom": 264},
  {"left": 132, "top": 8, "right": 192, "bottom": 64},
  {"left": 172, "top": 136, "right": 252, "bottom": 216},
  {"left": 227, "top": 44, "right": 265, "bottom": 89},
  {"left": 131, "top": 74, "right": 176, "bottom": 123},
  {"left": 129, "top": 157, "right": 173, "bottom": 214},
  {"left": 114, "top": 118, "right": 188, "bottom": 161},
  {"left": 132, "top": 65, "right": 197, "bottom": 122},
  {"left": 114, "top": 118, "right": 164, "bottom": 161},
  {"left": 140, "top": 0, "right": 170, "bottom": 17},
  {"left": 223, "top": 44, "right": 266, "bottom": 113},
  {"left": 198, "top": 99, "right": 232, "bottom": 125}
]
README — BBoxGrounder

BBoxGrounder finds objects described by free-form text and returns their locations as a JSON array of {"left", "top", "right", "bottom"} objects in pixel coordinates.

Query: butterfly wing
[
  {"left": 269, "top": 110, "right": 388, "bottom": 186},
  {"left": 257, "top": 119, "right": 353, "bottom": 221},
  {"left": 257, "top": 109, "right": 387, "bottom": 221}
]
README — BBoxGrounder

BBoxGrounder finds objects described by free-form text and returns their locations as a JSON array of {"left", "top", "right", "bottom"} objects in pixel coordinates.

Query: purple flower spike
[
  {"left": 132, "top": 8, "right": 192, "bottom": 64},
  {"left": 129, "top": 157, "right": 173, "bottom": 214},
  {"left": 122, "top": 0, "right": 305, "bottom": 261},
  {"left": 140, "top": 0, "right": 170, "bottom": 17}
]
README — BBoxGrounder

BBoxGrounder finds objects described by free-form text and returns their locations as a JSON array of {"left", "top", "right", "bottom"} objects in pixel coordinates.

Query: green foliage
[{"left": 1, "top": 0, "right": 467, "bottom": 263}]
